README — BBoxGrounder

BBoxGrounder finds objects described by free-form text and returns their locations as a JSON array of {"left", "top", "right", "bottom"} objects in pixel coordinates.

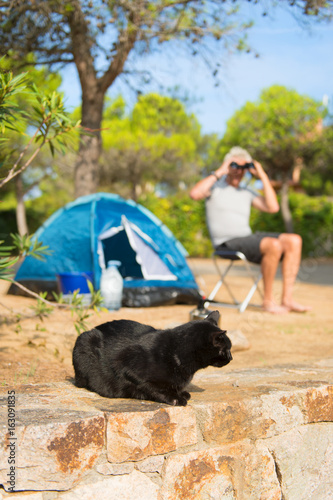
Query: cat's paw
[
  {"left": 172, "top": 394, "right": 188, "bottom": 406},
  {"left": 182, "top": 391, "right": 191, "bottom": 401}
]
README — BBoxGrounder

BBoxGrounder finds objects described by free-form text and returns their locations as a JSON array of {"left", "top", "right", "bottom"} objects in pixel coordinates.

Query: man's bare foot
[
  {"left": 282, "top": 301, "right": 312, "bottom": 313},
  {"left": 262, "top": 302, "right": 289, "bottom": 314}
]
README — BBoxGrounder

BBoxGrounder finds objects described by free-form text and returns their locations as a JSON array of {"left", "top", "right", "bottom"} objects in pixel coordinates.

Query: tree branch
[
  {"left": 65, "top": 1, "right": 98, "bottom": 93},
  {"left": 10, "top": 279, "right": 66, "bottom": 308},
  {"left": 0, "top": 122, "right": 47, "bottom": 188},
  {"left": 99, "top": 28, "right": 139, "bottom": 94}
]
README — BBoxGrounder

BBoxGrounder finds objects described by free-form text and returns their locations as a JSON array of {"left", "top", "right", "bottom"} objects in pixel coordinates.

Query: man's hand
[
  {"left": 215, "top": 156, "right": 246, "bottom": 178},
  {"left": 251, "top": 159, "right": 279, "bottom": 213},
  {"left": 215, "top": 159, "right": 231, "bottom": 178},
  {"left": 248, "top": 160, "right": 267, "bottom": 180}
]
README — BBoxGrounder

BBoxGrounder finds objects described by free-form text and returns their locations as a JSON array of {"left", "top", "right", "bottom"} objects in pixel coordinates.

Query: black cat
[{"left": 72, "top": 311, "right": 232, "bottom": 406}]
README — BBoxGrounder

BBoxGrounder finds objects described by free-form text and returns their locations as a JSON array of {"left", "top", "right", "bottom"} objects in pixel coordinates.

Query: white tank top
[{"left": 205, "top": 176, "right": 257, "bottom": 247}]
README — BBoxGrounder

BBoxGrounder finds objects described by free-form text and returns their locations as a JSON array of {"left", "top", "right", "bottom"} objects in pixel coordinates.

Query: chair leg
[
  {"left": 239, "top": 272, "right": 263, "bottom": 313},
  {"left": 208, "top": 259, "right": 240, "bottom": 305},
  {"left": 207, "top": 278, "right": 223, "bottom": 302},
  {"left": 206, "top": 254, "right": 263, "bottom": 313}
]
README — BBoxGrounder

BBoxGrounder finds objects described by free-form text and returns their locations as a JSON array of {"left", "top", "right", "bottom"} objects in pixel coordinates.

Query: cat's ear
[
  {"left": 211, "top": 330, "right": 228, "bottom": 347},
  {"left": 205, "top": 311, "right": 220, "bottom": 326}
]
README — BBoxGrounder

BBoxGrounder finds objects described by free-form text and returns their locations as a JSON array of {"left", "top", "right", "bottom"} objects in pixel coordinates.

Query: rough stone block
[
  {"left": 0, "top": 413, "right": 105, "bottom": 492},
  {"left": 160, "top": 442, "right": 281, "bottom": 500},
  {"left": 136, "top": 455, "right": 165, "bottom": 473},
  {"left": 227, "top": 329, "right": 251, "bottom": 352},
  {"left": 303, "top": 385, "right": 333, "bottom": 422},
  {"left": 267, "top": 423, "right": 333, "bottom": 500},
  {"left": 95, "top": 462, "right": 135, "bottom": 476},
  {"left": 195, "top": 384, "right": 332, "bottom": 445},
  {"left": 59, "top": 470, "right": 159, "bottom": 500},
  {"left": 106, "top": 406, "right": 197, "bottom": 463}
]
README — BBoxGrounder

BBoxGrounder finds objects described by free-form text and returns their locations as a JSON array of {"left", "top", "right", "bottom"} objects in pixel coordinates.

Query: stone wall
[{"left": 1, "top": 359, "right": 332, "bottom": 499}]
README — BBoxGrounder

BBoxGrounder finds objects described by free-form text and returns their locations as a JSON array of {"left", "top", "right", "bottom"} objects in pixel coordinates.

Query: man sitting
[{"left": 190, "top": 146, "right": 311, "bottom": 314}]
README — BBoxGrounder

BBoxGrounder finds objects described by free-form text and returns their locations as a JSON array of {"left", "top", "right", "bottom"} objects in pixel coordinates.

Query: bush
[
  {"left": 2, "top": 191, "right": 332, "bottom": 259},
  {"left": 0, "top": 191, "right": 72, "bottom": 244},
  {"left": 138, "top": 192, "right": 213, "bottom": 257},
  {"left": 0, "top": 207, "right": 45, "bottom": 244},
  {"left": 288, "top": 192, "right": 333, "bottom": 257}
]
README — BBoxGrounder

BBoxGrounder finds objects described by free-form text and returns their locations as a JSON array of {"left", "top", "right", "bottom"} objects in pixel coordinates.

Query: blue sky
[{"left": 60, "top": 4, "right": 333, "bottom": 136}]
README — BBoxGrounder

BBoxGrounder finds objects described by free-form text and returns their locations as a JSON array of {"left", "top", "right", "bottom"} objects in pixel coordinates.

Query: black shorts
[{"left": 217, "top": 232, "right": 281, "bottom": 264}]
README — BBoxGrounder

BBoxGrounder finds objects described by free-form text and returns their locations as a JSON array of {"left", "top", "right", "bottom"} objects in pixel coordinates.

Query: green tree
[
  {"left": 0, "top": 65, "right": 81, "bottom": 227},
  {"left": 0, "top": 64, "right": 80, "bottom": 271},
  {"left": 0, "top": 66, "right": 105, "bottom": 333},
  {"left": 0, "top": 56, "right": 66, "bottom": 235},
  {"left": 1, "top": 1, "right": 331, "bottom": 198},
  {"left": 219, "top": 85, "right": 325, "bottom": 232},
  {"left": 100, "top": 93, "right": 203, "bottom": 200},
  {"left": 301, "top": 123, "right": 333, "bottom": 196}
]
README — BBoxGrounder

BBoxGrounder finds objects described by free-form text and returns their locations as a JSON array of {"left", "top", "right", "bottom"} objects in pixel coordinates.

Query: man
[{"left": 190, "top": 146, "right": 311, "bottom": 314}]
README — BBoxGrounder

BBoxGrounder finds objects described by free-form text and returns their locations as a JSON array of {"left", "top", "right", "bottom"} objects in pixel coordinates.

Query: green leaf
[{"left": 49, "top": 141, "right": 55, "bottom": 156}]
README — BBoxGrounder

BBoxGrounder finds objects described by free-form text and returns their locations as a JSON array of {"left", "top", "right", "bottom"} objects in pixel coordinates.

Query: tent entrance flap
[
  {"left": 99, "top": 228, "right": 143, "bottom": 278},
  {"left": 98, "top": 218, "right": 177, "bottom": 281}
]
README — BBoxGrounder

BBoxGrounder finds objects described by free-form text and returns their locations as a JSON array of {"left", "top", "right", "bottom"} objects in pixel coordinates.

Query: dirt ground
[{"left": 1, "top": 258, "right": 332, "bottom": 387}]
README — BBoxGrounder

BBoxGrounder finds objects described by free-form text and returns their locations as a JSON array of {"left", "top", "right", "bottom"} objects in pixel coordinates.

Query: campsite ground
[{"left": 1, "top": 258, "right": 333, "bottom": 386}]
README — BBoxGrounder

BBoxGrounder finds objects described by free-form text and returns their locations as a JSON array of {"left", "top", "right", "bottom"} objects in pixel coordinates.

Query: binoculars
[{"left": 229, "top": 161, "right": 254, "bottom": 170}]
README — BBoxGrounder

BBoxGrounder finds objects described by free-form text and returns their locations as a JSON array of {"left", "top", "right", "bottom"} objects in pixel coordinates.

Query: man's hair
[{"left": 224, "top": 146, "right": 252, "bottom": 163}]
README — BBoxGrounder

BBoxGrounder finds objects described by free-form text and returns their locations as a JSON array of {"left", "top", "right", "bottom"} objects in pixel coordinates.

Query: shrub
[
  {"left": 138, "top": 192, "right": 213, "bottom": 257},
  {"left": 288, "top": 192, "right": 333, "bottom": 257},
  {"left": 2, "top": 190, "right": 332, "bottom": 259}
]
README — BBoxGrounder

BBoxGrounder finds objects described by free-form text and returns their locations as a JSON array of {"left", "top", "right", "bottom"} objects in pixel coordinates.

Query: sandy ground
[{"left": 0, "top": 258, "right": 332, "bottom": 386}]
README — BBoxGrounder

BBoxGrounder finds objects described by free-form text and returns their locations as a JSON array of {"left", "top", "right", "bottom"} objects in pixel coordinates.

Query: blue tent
[{"left": 12, "top": 193, "right": 201, "bottom": 307}]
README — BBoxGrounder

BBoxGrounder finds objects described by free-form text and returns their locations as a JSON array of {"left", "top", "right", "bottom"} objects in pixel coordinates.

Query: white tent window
[{"left": 98, "top": 217, "right": 177, "bottom": 281}]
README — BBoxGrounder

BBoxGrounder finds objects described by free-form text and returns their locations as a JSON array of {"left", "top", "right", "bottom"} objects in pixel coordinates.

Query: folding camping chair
[{"left": 204, "top": 248, "right": 263, "bottom": 313}]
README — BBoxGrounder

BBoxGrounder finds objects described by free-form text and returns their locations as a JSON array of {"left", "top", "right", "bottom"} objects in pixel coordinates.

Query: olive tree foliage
[
  {"left": 1, "top": 1, "right": 332, "bottom": 199},
  {"left": 218, "top": 85, "right": 325, "bottom": 232},
  {"left": 0, "top": 64, "right": 81, "bottom": 237},
  {"left": 0, "top": 56, "right": 67, "bottom": 236},
  {"left": 100, "top": 93, "right": 203, "bottom": 200},
  {"left": 301, "top": 123, "right": 333, "bottom": 196},
  {"left": 0, "top": 67, "right": 104, "bottom": 331},
  {"left": 0, "top": 65, "right": 79, "bottom": 286},
  {"left": 0, "top": 68, "right": 80, "bottom": 185}
]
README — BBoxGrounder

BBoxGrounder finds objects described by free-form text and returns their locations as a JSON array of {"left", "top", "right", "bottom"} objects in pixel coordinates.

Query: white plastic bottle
[{"left": 100, "top": 260, "right": 123, "bottom": 311}]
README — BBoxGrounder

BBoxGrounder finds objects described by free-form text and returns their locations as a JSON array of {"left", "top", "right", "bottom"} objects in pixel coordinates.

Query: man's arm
[
  {"left": 190, "top": 160, "right": 229, "bottom": 200},
  {"left": 250, "top": 161, "right": 280, "bottom": 213}
]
